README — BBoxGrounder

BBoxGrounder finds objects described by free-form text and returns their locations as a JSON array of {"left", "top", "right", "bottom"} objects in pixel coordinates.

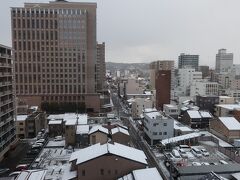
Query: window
[
  {"left": 153, "top": 132, "right": 157, "bottom": 135},
  {"left": 82, "top": 170, "right": 85, "bottom": 176},
  {"left": 100, "top": 169, "right": 104, "bottom": 175},
  {"left": 163, "top": 123, "right": 167, "bottom": 126},
  {"left": 159, "top": 132, "right": 162, "bottom": 135},
  {"left": 163, "top": 132, "right": 167, "bottom": 135}
]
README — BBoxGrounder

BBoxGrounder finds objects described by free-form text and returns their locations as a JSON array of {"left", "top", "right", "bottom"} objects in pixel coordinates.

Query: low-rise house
[
  {"left": 111, "top": 127, "right": 130, "bottom": 146},
  {"left": 88, "top": 125, "right": 109, "bottom": 145},
  {"left": 181, "top": 110, "right": 213, "bottom": 129},
  {"left": 215, "top": 104, "right": 240, "bottom": 117},
  {"left": 163, "top": 104, "right": 179, "bottom": 119},
  {"left": 118, "top": 167, "right": 163, "bottom": 180},
  {"left": 76, "top": 125, "right": 90, "bottom": 148},
  {"left": 16, "top": 111, "right": 47, "bottom": 139},
  {"left": 48, "top": 120, "right": 63, "bottom": 137},
  {"left": 68, "top": 143, "right": 148, "bottom": 180},
  {"left": 210, "top": 117, "right": 240, "bottom": 142},
  {"left": 16, "top": 115, "right": 28, "bottom": 139},
  {"left": 174, "top": 120, "right": 193, "bottom": 136},
  {"left": 143, "top": 108, "right": 174, "bottom": 145}
]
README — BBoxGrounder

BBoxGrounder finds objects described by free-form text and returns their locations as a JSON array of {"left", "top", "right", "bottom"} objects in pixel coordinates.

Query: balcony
[
  {"left": 0, "top": 72, "right": 12, "bottom": 77},
  {"left": 0, "top": 90, "right": 13, "bottom": 97},
  {"left": 0, "top": 81, "right": 12, "bottom": 87},
  {"left": 0, "top": 62, "right": 11, "bottom": 68},
  {"left": 0, "top": 99, "right": 13, "bottom": 107}
]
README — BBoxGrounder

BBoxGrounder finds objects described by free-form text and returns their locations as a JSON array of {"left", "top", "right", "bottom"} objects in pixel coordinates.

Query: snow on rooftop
[
  {"left": 16, "top": 170, "right": 47, "bottom": 180},
  {"left": 111, "top": 127, "right": 130, "bottom": 136},
  {"left": 174, "top": 120, "right": 193, "bottom": 132},
  {"left": 76, "top": 125, "right": 89, "bottom": 134},
  {"left": 143, "top": 108, "right": 157, "bottom": 113},
  {"left": 145, "top": 111, "right": 161, "bottom": 119},
  {"left": 47, "top": 114, "right": 64, "bottom": 120},
  {"left": 132, "top": 168, "right": 163, "bottom": 180},
  {"left": 62, "top": 164, "right": 77, "bottom": 180},
  {"left": 48, "top": 120, "right": 62, "bottom": 125},
  {"left": 161, "top": 132, "right": 202, "bottom": 146},
  {"left": 88, "top": 125, "right": 109, "bottom": 135},
  {"left": 70, "top": 143, "right": 147, "bottom": 165},
  {"left": 187, "top": 110, "right": 201, "bottom": 118},
  {"left": 16, "top": 115, "right": 28, "bottom": 121},
  {"left": 199, "top": 111, "right": 213, "bottom": 118},
  {"left": 219, "top": 117, "right": 240, "bottom": 130},
  {"left": 77, "top": 114, "right": 88, "bottom": 125},
  {"left": 216, "top": 104, "right": 240, "bottom": 110},
  {"left": 144, "top": 91, "right": 152, "bottom": 95},
  {"left": 164, "top": 104, "right": 177, "bottom": 108}
]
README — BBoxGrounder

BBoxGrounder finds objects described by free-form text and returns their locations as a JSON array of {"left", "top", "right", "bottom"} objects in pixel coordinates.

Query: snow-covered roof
[
  {"left": 219, "top": 117, "right": 240, "bottom": 130},
  {"left": 161, "top": 132, "right": 202, "bottom": 146},
  {"left": 118, "top": 168, "right": 163, "bottom": 180},
  {"left": 88, "top": 125, "right": 109, "bottom": 135},
  {"left": 145, "top": 111, "right": 161, "bottom": 119},
  {"left": 48, "top": 120, "right": 62, "bottom": 125},
  {"left": 144, "top": 108, "right": 157, "bottom": 113},
  {"left": 16, "top": 170, "right": 47, "bottom": 180},
  {"left": 77, "top": 114, "right": 88, "bottom": 125},
  {"left": 64, "top": 113, "right": 77, "bottom": 125},
  {"left": 47, "top": 114, "right": 64, "bottom": 120},
  {"left": 76, "top": 125, "right": 89, "bottom": 134},
  {"left": 187, "top": 111, "right": 201, "bottom": 118},
  {"left": 174, "top": 120, "right": 193, "bottom": 132},
  {"left": 62, "top": 164, "right": 77, "bottom": 180},
  {"left": 144, "top": 91, "right": 152, "bottom": 95},
  {"left": 199, "top": 111, "right": 213, "bottom": 118},
  {"left": 111, "top": 127, "right": 130, "bottom": 136},
  {"left": 16, "top": 115, "right": 28, "bottom": 121},
  {"left": 132, "top": 168, "right": 163, "bottom": 180},
  {"left": 70, "top": 143, "right": 147, "bottom": 165},
  {"left": 187, "top": 110, "right": 213, "bottom": 119},
  {"left": 164, "top": 104, "right": 177, "bottom": 108},
  {"left": 216, "top": 104, "right": 240, "bottom": 110}
]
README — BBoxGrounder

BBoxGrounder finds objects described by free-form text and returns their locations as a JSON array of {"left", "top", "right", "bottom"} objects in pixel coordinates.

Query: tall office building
[
  {"left": 215, "top": 49, "right": 233, "bottom": 73},
  {"left": 0, "top": 44, "right": 17, "bottom": 161},
  {"left": 149, "top": 60, "right": 174, "bottom": 90},
  {"left": 155, "top": 70, "right": 171, "bottom": 110},
  {"left": 11, "top": 1, "right": 101, "bottom": 112},
  {"left": 96, "top": 42, "right": 105, "bottom": 91},
  {"left": 178, "top": 53, "right": 199, "bottom": 70}
]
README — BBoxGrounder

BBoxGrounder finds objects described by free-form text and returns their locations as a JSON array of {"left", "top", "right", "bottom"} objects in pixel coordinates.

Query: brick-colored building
[
  {"left": 210, "top": 117, "right": 240, "bottom": 142},
  {"left": 155, "top": 70, "right": 171, "bottom": 110},
  {"left": 68, "top": 143, "right": 147, "bottom": 180},
  {"left": 111, "top": 127, "right": 130, "bottom": 146},
  {"left": 88, "top": 125, "right": 109, "bottom": 145},
  {"left": 11, "top": 1, "right": 101, "bottom": 112}
]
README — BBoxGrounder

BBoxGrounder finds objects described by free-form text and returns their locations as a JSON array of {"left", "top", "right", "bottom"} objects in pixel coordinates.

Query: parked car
[
  {"left": 36, "top": 139, "right": 45, "bottom": 144},
  {"left": 172, "top": 149, "right": 181, "bottom": 158},
  {"left": 178, "top": 149, "right": 188, "bottom": 158},
  {"left": 178, "top": 145, "right": 191, "bottom": 152},
  {"left": 219, "top": 160, "right": 228, "bottom": 164},
  {"left": 201, "top": 162, "right": 210, "bottom": 166},
  {"left": 200, "top": 148, "right": 210, "bottom": 156},
  {"left": 191, "top": 147, "right": 202, "bottom": 158},
  {"left": 192, "top": 162, "right": 201, "bottom": 166}
]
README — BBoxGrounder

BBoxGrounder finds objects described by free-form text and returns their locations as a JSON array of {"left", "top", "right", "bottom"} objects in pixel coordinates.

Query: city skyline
[{"left": 1, "top": 0, "right": 240, "bottom": 67}]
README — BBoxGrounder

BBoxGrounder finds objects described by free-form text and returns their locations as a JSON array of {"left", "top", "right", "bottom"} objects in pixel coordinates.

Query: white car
[
  {"left": 178, "top": 149, "right": 188, "bottom": 158},
  {"left": 201, "top": 148, "right": 210, "bottom": 156},
  {"left": 191, "top": 147, "right": 202, "bottom": 158},
  {"left": 192, "top": 162, "right": 201, "bottom": 166}
]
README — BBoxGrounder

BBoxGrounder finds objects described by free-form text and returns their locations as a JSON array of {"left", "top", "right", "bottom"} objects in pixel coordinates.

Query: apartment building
[
  {"left": 143, "top": 108, "right": 174, "bottom": 145},
  {"left": 178, "top": 53, "right": 199, "bottom": 70},
  {"left": 215, "top": 49, "right": 233, "bottom": 73},
  {"left": 11, "top": 1, "right": 101, "bottom": 112},
  {"left": 190, "top": 80, "right": 219, "bottom": 97},
  {"left": 0, "top": 44, "right": 17, "bottom": 161}
]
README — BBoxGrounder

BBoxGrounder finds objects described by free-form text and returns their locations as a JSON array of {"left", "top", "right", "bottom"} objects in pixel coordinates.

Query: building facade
[
  {"left": 0, "top": 44, "right": 17, "bottom": 161},
  {"left": 143, "top": 108, "right": 174, "bottom": 145},
  {"left": 178, "top": 53, "right": 199, "bottom": 70},
  {"left": 215, "top": 49, "right": 233, "bottom": 73},
  {"left": 155, "top": 70, "right": 171, "bottom": 110},
  {"left": 11, "top": 1, "right": 101, "bottom": 112},
  {"left": 96, "top": 42, "right": 105, "bottom": 91}
]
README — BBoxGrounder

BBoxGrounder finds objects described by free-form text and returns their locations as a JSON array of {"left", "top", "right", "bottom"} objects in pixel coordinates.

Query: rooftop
[
  {"left": 48, "top": 120, "right": 62, "bottom": 125},
  {"left": 218, "top": 117, "right": 240, "bottom": 130},
  {"left": 88, "top": 125, "right": 109, "bottom": 135},
  {"left": 70, "top": 143, "right": 147, "bottom": 165},
  {"left": 16, "top": 115, "right": 28, "bottom": 121},
  {"left": 76, "top": 125, "right": 89, "bottom": 134},
  {"left": 111, "top": 127, "right": 130, "bottom": 136},
  {"left": 216, "top": 104, "right": 240, "bottom": 110},
  {"left": 15, "top": 170, "right": 47, "bottom": 180}
]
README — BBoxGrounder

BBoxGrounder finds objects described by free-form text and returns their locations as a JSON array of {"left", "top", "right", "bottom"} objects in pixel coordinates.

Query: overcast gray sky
[{"left": 1, "top": 0, "right": 240, "bottom": 67}]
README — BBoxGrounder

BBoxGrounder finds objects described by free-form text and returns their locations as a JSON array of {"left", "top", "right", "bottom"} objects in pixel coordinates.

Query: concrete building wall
[
  {"left": 65, "top": 125, "right": 76, "bottom": 146},
  {"left": 76, "top": 154, "right": 146, "bottom": 180},
  {"left": 96, "top": 42, "right": 105, "bottom": 91},
  {"left": 178, "top": 54, "right": 199, "bottom": 70},
  {"left": 0, "top": 44, "right": 17, "bottom": 161},
  {"left": 215, "top": 49, "right": 233, "bottom": 73}
]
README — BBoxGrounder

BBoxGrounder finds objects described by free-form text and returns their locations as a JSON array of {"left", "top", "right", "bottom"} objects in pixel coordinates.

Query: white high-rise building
[
  {"left": 177, "top": 68, "right": 202, "bottom": 95},
  {"left": 215, "top": 49, "right": 233, "bottom": 73},
  {"left": 190, "top": 80, "right": 219, "bottom": 97}
]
